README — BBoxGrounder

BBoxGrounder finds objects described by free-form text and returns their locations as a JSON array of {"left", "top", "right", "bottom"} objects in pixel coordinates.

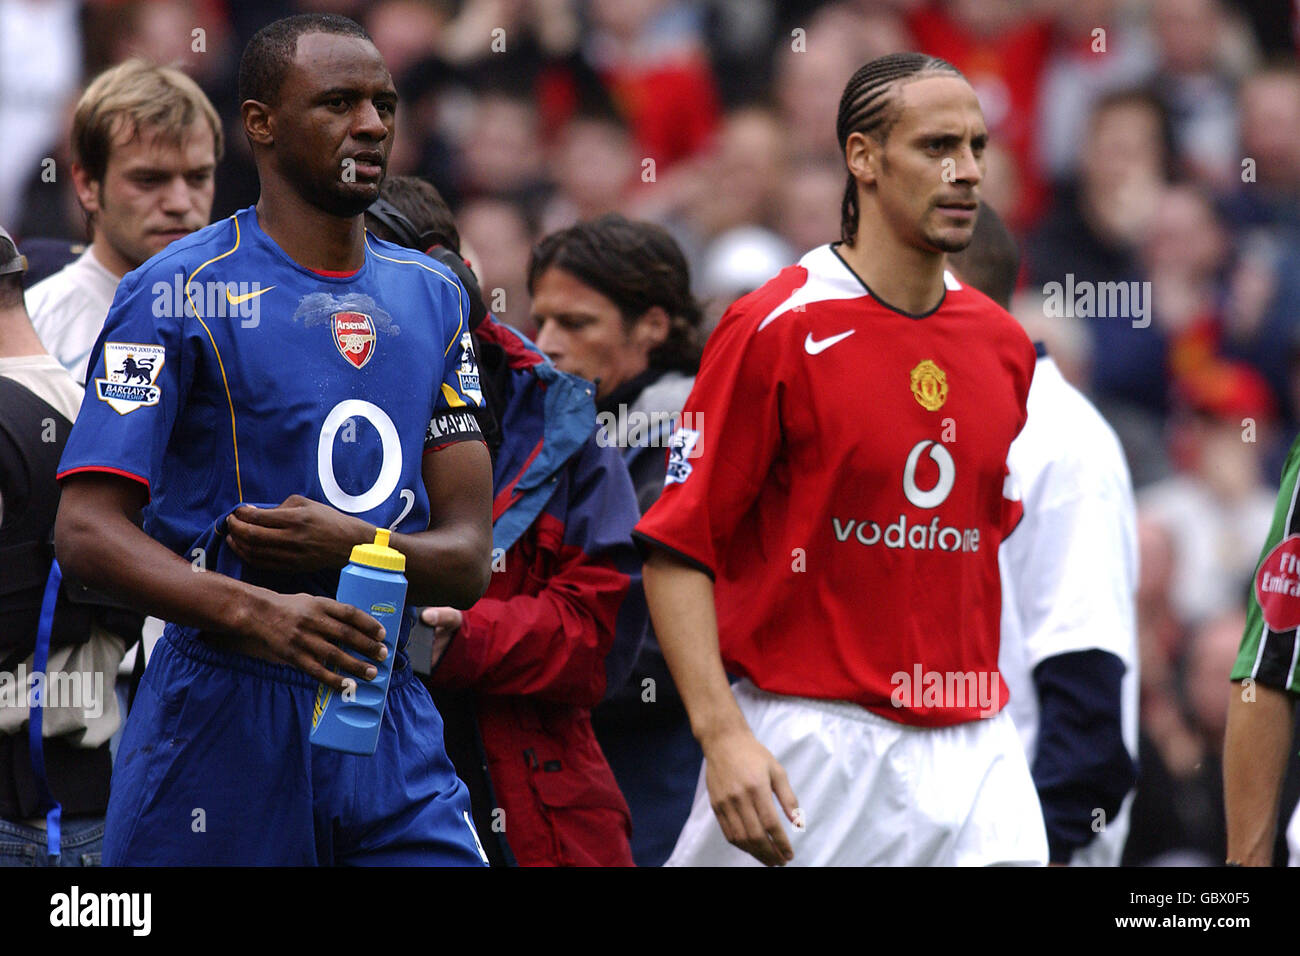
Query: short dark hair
[
  {"left": 365, "top": 176, "right": 460, "bottom": 253},
  {"left": 836, "top": 52, "right": 963, "bottom": 245},
  {"left": 946, "top": 202, "right": 1019, "bottom": 309},
  {"left": 238, "top": 13, "right": 372, "bottom": 106},
  {"left": 528, "top": 214, "right": 703, "bottom": 375}
]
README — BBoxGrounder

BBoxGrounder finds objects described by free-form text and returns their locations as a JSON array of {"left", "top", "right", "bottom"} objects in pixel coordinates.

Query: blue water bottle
[{"left": 310, "top": 528, "right": 408, "bottom": 755}]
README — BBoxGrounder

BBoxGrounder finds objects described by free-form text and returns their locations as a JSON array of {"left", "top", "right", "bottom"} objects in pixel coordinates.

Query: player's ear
[
  {"left": 845, "top": 131, "right": 878, "bottom": 187},
  {"left": 632, "top": 306, "right": 670, "bottom": 351},
  {"left": 241, "top": 100, "right": 274, "bottom": 148},
  {"left": 69, "top": 162, "right": 101, "bottom": 217}
]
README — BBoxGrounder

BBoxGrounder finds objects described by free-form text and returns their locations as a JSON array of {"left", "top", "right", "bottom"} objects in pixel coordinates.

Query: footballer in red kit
[
  {"left": 637, "top": 52, "right": 1049, "bottom": 867},
  {"left": 635, "top": 245, "right": 1035, "bottom": 725}
]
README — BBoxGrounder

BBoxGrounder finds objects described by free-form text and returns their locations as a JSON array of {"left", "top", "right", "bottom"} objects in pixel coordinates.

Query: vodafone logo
[
  {"left": 1256, "top": 535, "right": 1300, "bottom": 631},
  {"left": 903, "top": 440, "right": 955, "bottom": 509}
]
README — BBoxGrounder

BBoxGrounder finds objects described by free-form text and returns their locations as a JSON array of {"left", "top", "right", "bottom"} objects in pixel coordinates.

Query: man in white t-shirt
[
  {"left": 949, "top": 203, "right": 1139, "bottom": 866},
  {"left": 25, "top": 59, "right": 220, "bottom": 385},
  {"left": 23, "top": 61, "right": 221, "bottom": 682},
  {"left": 0, "top": 225, "right": 127, "bottom": 866}
]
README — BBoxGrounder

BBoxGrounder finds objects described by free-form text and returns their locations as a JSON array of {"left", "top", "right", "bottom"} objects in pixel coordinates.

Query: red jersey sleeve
[{"left": 634, "top": 297, "right": 784, "bottom": 576}]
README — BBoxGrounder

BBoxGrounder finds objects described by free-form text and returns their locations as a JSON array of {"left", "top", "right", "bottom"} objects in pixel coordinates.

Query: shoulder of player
[
  {"left": 118, "top": 216, "right": 243, "bottom": 294},
  {"left": 24, "top": 264, "right": 84, "bottom": 319},
  {"left": 1024, "top": 360, "right": 1129, "bottom": 473},
  {"left": 364, "top": 234, "right": 462, "bottom": 290},
  {"left": 709, "top": 253, "right": 826, "bottom": 342}
]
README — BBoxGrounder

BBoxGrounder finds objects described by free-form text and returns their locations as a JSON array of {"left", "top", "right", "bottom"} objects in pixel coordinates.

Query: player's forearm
[
  {"left": 1224, "top": 681, "right": 1295, "bottom": 865},
  {"left": 55, "top": 486, "right": 265, "bottom": 638},
  {"left": 391, "top": 526, "right": 491, "bottom": 608},
  {"left": 643, "top": 549, "right": 747, "bottom": 747}
]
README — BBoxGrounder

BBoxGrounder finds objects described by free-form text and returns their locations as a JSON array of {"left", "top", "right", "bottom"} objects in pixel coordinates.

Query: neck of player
[
  {"left": 838, "top": 223, "right": 947, "bottom": 316},
  {"left": 255, "top": 189, "right": 367, "bottom": 274}
]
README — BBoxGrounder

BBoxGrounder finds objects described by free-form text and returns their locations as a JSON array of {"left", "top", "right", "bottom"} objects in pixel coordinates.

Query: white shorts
[{"left": 665, "top": 680, "right": 1048, "bottom": 867}]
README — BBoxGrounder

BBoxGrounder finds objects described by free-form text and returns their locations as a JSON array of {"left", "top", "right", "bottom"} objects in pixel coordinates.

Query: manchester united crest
[
  {"left": 332, "top": 311, "right": 376, "bottom": 369},
  {"left": 910, "top": 359, "right": 948, "bottom": 411}
]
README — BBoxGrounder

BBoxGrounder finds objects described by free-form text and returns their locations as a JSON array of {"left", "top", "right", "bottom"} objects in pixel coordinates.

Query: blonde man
[{"left": 27, "top": 59, "right": 220, "bottom": 385}]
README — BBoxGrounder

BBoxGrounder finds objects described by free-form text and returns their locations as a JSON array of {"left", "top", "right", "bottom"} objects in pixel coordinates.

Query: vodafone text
[{"left": 832, "top": 515, "right": 980, "bottom": 552}]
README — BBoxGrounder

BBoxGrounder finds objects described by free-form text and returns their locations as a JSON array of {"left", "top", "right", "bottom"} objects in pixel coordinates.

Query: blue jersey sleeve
[
  {"left": 57, "top": 264, "right": 191, "bottom": 493},
  {"left": 424, "top": 276, "right": 485, "bottom": 450}
]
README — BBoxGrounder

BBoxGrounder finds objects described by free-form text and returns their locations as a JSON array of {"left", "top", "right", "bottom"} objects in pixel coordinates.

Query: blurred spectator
[
  {"left": 1147, "top": 0, "right": 1255, "bottom": 189},
  {"left": 1218, "top": 64, "right": 1300, "bottom": 235},
  {"left": 697, "top": 226, "right": 794, "bottom": 332},
  {"left": 457, "top": 198, "right": 537, "bottom": 336},
  {"left": 908, "top": 0, "right": 1055, "bottom": 229},
  {"left": 776, "top": 160, "right": 842, "bottom": 259},
  {"left": 1124, "top": 610, "right": 1243, "bottom": 865},
  {"left": 24, "top": 59, "right": 221, "bottom": 385},
  {"left": 1036, "top": 0, "right": 1156, "bottom": 183},
  {"left": 1139, "top": 363, "right": 1277, "bottom": 632},
  {"left": 1026, "top": 88, "right": 1175, "bottom": 483},
  {"left": 525, "top": 214, "right": 705, "bottom": 866},
  {"left": 0, "top": 0, "right": 82, "bottom": 229},
  {"left": 539, "top": 107, "right": 638, "bottom": 233},
  {"left": 0, "top": 225, "right": 133, "bottom": 868},
  {"left": 690, "top": 106, "right": 788, "bottom": 242},
  {"left": 363, "top": 0, "right": 451, "bottom": 82},
  {"left": 772, "top": 5, "right": 881, "bottom": 163},
  {"left": 584, "top": 0, "right": 721, "bottom": 169},
  {"left": 1141, "top": 184, "right": 1231, "bottom": 392},
  {"left": 368, "top": 178, "right": 648, "bottom": 867},
  {"left": 457, "top": 90, "right": 550, "bottom": 209}
]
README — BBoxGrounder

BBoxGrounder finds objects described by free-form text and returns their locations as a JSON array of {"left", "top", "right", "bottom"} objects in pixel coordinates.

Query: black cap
[{"left": 0, "top": 225, "right": 27, "bottom": 277}]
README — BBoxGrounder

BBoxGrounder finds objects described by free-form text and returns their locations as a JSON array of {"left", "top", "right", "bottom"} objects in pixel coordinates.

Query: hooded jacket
[{"left": 423, "top": 317, "right": 647, "bottom": 866}]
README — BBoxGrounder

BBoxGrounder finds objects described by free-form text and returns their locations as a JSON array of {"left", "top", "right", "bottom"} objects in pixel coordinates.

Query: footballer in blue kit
[{"left": 52, "top": 14, "right": 495, "bottom": 865}]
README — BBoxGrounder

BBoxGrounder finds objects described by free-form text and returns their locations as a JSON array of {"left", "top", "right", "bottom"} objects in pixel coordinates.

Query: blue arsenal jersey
[{"left": 58, "top": 205, "right": 483, "bottom": 579}]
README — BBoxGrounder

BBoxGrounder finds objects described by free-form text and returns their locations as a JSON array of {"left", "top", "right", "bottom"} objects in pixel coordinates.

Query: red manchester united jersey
[{"left": 634, "top": 244, "right": 1036, "bottom": 726}]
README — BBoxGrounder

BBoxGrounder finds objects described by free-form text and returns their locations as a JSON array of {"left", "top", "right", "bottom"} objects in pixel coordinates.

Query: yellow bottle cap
[{"left": 349, "top": 528, "right": 406, "bottom": 572}]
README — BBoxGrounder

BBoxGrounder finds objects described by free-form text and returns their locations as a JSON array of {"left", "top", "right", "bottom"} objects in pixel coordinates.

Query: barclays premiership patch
[
  {"left": 95, "top": 342, "right": 165, "bottom": 415},
  {"left": 455, "top": 331, "right": 483, "bottom": 406}
]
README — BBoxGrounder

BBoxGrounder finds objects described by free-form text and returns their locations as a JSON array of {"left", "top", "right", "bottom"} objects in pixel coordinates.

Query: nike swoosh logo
[
  {"left": 225, "top": 285, "right": 275, "bottom": 306},
  {"left": 804, "top": 330, "right": 855, "bottom": 354}
]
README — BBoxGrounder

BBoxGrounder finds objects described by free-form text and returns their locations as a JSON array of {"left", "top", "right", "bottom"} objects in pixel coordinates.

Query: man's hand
[
  {"left": 418, "top": 606, "right": 462, "bottom": 671},
  {"left": 246, "top": 589, "right": 387, "bottom": 691},
  {"left": 700, "top": 725, "right": 801, "bottom": 866},
  {"left": 226, "top": 494, "right": 370, "bottom": 573}
]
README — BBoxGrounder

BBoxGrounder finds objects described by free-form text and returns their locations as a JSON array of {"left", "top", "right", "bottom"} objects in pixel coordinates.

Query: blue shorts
[{"left": 104, "top": 626, "right": 487, "bottom": 866}]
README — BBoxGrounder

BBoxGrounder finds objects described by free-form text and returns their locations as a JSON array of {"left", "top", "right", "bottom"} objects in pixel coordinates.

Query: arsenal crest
[{"left": 333, "top": 311, "right": 376, "bottom": 369}]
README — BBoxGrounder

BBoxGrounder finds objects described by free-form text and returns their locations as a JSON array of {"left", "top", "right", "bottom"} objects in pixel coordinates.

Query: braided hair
[{"left": 836, "top": 52, "right": 963, "bottom": 245}]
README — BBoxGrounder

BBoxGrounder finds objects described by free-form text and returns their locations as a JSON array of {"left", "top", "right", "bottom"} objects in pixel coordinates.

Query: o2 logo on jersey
[
  {"left": 333, "top": 311, "right": 376, "bottom": 369},
  {"left": 317, "top": 400, "right": 402, "bottom": 513},
  {"left": 94, "top": 342, "right": 166, "bottom": 415},
  {"left": 902, "top": 440, "right": 955, "bottom": 509}
]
